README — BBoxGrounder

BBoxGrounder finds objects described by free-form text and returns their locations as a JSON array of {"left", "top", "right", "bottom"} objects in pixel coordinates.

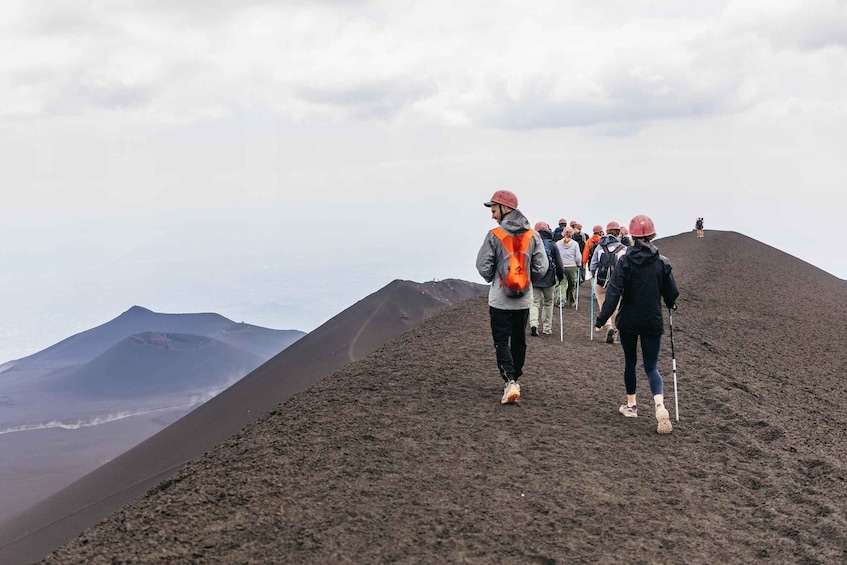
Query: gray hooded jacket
[{"left": 476, "top": 209, "right": 548, "bottom": 310}]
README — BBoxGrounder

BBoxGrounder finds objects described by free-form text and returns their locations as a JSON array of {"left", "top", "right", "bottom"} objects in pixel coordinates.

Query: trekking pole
[
  {"left": 558, "top": 283, "right": 564, "bottom": 342},
  {"left": 589, "top": 276, "right": 595, "bottom": 341},
  {"left": 669, "top": 306, "right": 679, "bottom": 422}
]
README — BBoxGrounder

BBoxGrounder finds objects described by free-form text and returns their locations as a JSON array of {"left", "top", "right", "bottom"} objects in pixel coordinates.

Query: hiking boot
[
  {"left": 530, "top": 326, "right": 539, "bottom": 337},
  {"left": 501, "top": 380, "right": 520, "bottom": 404},
  {"left": 606, "top": 327, "right": 616, "bottom": 344},
  {"left": 619, "top": 404, "right": 638, "bottom": 418},
  {"left": 656, "top": 404, "right": 673, "bottom": 434}
]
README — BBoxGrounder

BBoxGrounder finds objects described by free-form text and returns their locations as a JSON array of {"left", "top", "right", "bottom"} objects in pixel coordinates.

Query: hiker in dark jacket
[
  {"left": 595, "top": 214, "right": 679, "bottom": 434},
  {"left": 552, "top": 218, "right": 567, "bottom": 242},
  {"left": 529, "top": 222, "right": 565, "bottom": 336},
  {"left": 476, "top": 190, "right": 548, "bottom": 405}
]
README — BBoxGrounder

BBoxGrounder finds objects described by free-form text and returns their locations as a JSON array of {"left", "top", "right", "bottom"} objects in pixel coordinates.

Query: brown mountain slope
[
  {"left": 37, "top": 232, "right": 847, "bottom": 563},
  {"left": 0, "top": 279, "right": 485, "bottom": 565}
]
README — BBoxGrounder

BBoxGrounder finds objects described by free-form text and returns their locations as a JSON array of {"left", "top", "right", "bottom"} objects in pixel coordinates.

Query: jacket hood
[
  {"left": 538, "top": 228, "right": 554, "bottom": 240},
  {"left": 498, "top": 209, "right": 531, "bottom": 234},
  {"left": 627, "top": 239, "right": 660, "bottom": 266},
  {"left": 598, "top": 234, "right": 621, "bottom": 247}
]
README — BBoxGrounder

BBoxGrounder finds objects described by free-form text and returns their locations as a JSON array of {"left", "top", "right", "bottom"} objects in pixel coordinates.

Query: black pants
[{"left": 489, "top": 307, "right": 529, "bottom": 382}]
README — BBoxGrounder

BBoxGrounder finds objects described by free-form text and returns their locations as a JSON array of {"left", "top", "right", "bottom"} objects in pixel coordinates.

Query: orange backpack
[{"left": 491, "top": 227, "right": 535, "bottom": 298}]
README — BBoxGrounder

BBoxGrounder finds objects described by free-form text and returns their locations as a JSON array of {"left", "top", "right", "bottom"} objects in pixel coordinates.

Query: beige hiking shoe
[
  {"left": 656, "top": 404, "right": 673, "bottom": 434},
  {"left": 501, "top": 380, "right": 520, "bottom": 404}
]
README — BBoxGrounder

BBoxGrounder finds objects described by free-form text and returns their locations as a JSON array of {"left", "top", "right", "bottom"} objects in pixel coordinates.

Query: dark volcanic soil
[{"left": 42, "top": 231, "right": 847, "bottom": 564}]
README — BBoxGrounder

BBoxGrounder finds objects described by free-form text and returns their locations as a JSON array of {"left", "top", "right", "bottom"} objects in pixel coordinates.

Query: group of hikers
[{"left": 476, "top": 190, "right": 679, "bottom": 435}]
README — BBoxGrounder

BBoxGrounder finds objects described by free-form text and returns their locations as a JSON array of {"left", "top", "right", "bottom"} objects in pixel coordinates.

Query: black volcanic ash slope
[
  {"left": 0, "top": 279, "right": 486, "bottom": 565},
  {"left": 18, "top": 233, "right": 847, "bottom": 563}
]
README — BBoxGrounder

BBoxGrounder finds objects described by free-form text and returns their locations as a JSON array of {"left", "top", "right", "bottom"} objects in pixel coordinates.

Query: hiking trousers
[
  {"left": 489, "top": 306, "right": 529, "bottom": 382},
  {"left": 562, "top": 266, "right": 579, "bottom": 305},
  {"left": 618, "top": 330, "right": 664, "bottom": 396},
  {"left": 593, "top": 283, "right": 618, "bottom": 329},
  {"left": 530, "top": 286, "right": 554, "bottom": 333}
]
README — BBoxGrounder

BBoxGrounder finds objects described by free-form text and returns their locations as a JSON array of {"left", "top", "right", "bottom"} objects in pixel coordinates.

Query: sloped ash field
[{"left": 43, "top": 231, "right": 847, "bottom": 564}]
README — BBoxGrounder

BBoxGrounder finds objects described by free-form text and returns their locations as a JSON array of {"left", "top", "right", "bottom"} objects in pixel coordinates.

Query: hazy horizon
[{"left": 2, "top": 1, "right": 845, "bottom": 363}]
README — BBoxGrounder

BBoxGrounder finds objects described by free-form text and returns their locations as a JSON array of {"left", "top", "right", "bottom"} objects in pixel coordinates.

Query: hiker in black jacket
[{"left": 595, "top": 214, "right": 679, "bottom": 434}]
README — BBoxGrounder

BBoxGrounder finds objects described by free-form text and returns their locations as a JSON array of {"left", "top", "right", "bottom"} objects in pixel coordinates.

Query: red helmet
[
  {"left": 534, "top": 221, "right": 551, "bottom": 231},
  {"left": 570, "top": 220, "right": 578, "bottom": 227},
  {"left": 558, "top": 218, "right": 567, "bottom": 225},
  {"left": 593, "top": 225, "right": 604, "bottom": 234},
  {"left": 563, "top": 227, "right": 574, "bottom": 237},
  {"left": 620, "top": 226, "right": 629, "bottom": 235},
  {"left": 484, "top": 190, "right": 518, "bottom": 209},
  {"left": 606, "top": 221, "right": 621, "bottom": 231},
  {"left": 629, "top": 214, "right": 656, "bottom": 237}
]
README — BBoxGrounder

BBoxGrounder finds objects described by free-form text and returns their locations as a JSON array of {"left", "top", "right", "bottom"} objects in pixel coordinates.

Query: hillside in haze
[
  {"left": 22, "top": 230, "right": 847, "bottom": 564},
  {"left": 0, "top": 308, "right": 304, "bottom": 524},
  {"left": 0, "top": 279, "right": 487, "bottom": 564}
]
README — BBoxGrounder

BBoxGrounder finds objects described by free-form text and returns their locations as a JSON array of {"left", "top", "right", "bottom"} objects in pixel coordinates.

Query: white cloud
[{"left": 1, "top": 1, "right": 844, "bottom": 129}]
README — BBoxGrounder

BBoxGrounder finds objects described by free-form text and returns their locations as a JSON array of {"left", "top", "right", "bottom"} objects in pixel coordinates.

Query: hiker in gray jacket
[
  {"left": 554, "top": 226, "right": 583, "bottom": 307},
  {"left": 476, "top": 190, "right": 548, "bottom": 405},
  {"left": 589, "top": 221, "right": 628, "bottom": 343}
]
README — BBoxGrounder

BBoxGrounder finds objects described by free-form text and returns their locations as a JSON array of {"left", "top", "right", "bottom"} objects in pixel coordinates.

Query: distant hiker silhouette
[
  {"left": 476, "top": 190, "right": 548, "bottom": 404},
  {"left": 595, "top": 214, "right": 679, "bottom": 434},
  {"left": 695, "top": 217, "right": 704, "bottom": 238}
]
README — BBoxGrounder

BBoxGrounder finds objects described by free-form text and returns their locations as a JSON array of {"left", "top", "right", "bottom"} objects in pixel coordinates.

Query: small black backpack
[{"left": 595, "top": 242, "right": 625, "bottom": 288}]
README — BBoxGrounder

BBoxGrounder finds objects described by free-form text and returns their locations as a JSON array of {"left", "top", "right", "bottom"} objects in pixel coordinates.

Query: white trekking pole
[
  {"left": 589, "top": 276, "right": 595, "bottom": 341},
  {"left": 669, "top": 306, "right": 679, "bottom": 421},
  {"left": 558, "top": 283, "right": 564, "bottom": 341}
]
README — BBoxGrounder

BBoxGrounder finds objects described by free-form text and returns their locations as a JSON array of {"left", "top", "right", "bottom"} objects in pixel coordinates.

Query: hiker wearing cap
[
  {"left": 594, "top": 214, "right": 679, "bottom": 434},
  {"left": 589, "top": 221, "right": 627, "bottom": 343},
  {"left": 529, "top": 222, "right": 564, "bottom": 336},
  {"left": 582, "top": 225, "right": 604, "bottom": 269},
  {"left": 554, "top": 226, "right": 582, "bottom": 307},
  {"left": 476, "top": 190, "right": 549, "bottom": 404},
  {"left": 552, "top": 218, "right": 568, "bottom": 242}
]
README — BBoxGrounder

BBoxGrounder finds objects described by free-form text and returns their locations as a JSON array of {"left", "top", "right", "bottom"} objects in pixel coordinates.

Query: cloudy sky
[{"left": 2, "top": 0, "right": 845, "bottom": 362}]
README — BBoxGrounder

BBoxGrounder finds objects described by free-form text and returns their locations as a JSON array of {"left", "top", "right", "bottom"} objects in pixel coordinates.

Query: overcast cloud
[{"left": 1, "top": 0, "right": 845, "bottom": 362}]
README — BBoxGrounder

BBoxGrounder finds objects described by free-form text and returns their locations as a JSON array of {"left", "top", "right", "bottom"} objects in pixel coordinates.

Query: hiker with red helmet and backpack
[
  {"left": 476, "top": 190, "right": 548, "bottom": 404},
  {"left": 530, "top": 222, "right": 565, "bottom": 337},
  {"left": 582, "top": 225, "right": 604, "bottom": 270},
  {"left": 594, "top": 215, "right": 679, "bottom": 434},
  {"left": 589, "top": 221, "right": 627, "bottom": 343}
]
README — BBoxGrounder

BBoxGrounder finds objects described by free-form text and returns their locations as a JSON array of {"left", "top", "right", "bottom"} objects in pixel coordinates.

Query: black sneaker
[{"left": 530, "top": 326, "right": 539, "bottom": 336}]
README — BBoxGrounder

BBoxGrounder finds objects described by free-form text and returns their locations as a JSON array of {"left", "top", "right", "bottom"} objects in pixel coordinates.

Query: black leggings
[
  {"left": 489, "top": 307, "right": 529, "bottom": 382},
  {"left": 618, "top": 330, "right": 664, "bottom": 396}
]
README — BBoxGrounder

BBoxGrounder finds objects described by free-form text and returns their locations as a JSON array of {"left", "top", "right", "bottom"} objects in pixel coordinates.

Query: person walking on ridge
[
  {"left": 477, "top": 190, "right": 548, "bottom": 404},
  {"left": 552, "top": 218, "right": 567, "bottom": 242},
  {"left": 695, "top": 217, "right": 704, "bottom": 238},
  {"left": 529, "top": 222, "right": 564, "bottom": 336},
  {"left": 589, "top": 221, "right": 627, "bottom": 343},
  {"left": 555, "top": 226, "right": 582, "bottom": 307},
  {"left": 595, "top": 214, "right": 679, "bottom": 434},
  {"left": 582, "top": 225, "right": 604, "bottom": 270}
]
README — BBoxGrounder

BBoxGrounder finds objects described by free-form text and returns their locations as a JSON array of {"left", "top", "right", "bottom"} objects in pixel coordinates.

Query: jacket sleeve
[
  {"left": 661, "top": 257, "right": 679, "bottom": 310},
  {"left": 476, "top": 232, "right": 496, "bottom": 283},
  {"left": 589, "top": 246, "right": 601, "bottom": 274},
  {"left": 596, "top": 256, "right": 626, "bottom": 327},
  {"left": 530, "top": 232, "right": 549, "bottom": 283}
]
